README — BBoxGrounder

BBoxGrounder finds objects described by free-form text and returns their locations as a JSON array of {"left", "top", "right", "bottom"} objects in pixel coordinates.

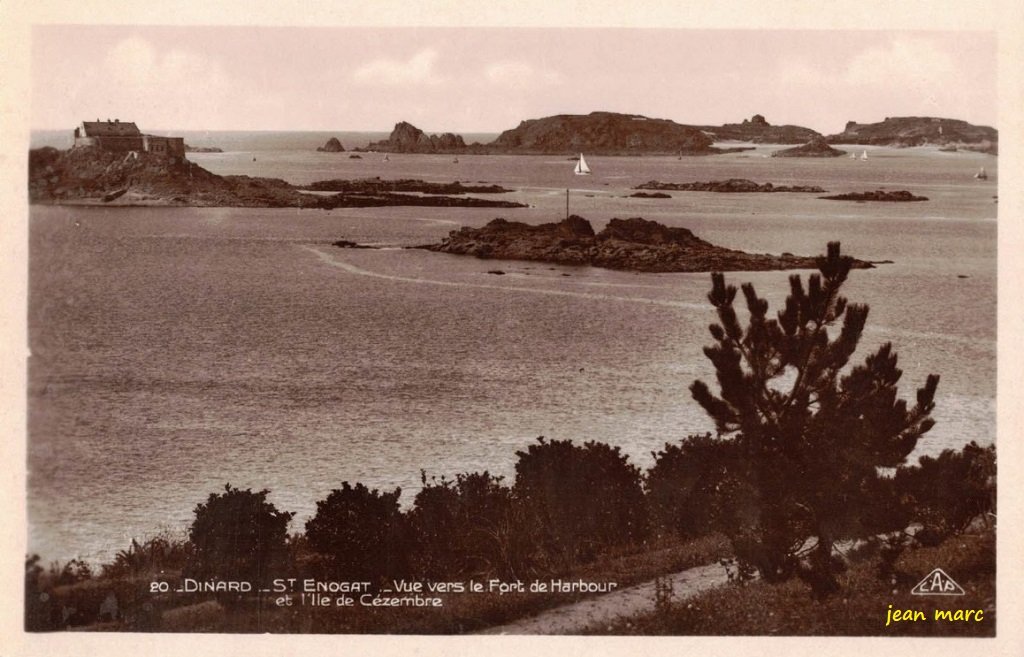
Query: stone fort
[{"left": 73, "top": 119, "right": 185, "bottom": 156}]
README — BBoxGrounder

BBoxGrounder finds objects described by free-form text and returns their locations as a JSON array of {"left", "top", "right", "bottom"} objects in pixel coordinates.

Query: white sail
[
  {"left": 383, "top": 153, "right": 390, "bottom": 162},
  {"left": 975, "top": 167, "right": 987, "bottom": 180},
  {"left": 574, "top": 153, "right": 592, "bottom": 175},
  {"left": 860, "top": 150, "right": 868, "bottom": 160},
  {"left": 849, "top": 152, "right": 856, "bottom": 159}
]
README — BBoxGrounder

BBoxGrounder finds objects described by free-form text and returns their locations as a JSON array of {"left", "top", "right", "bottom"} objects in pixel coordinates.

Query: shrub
[
  {"left": 645, "top": 433, "right": 736, "bottom": 539},
  {"left": 407, "top": 471, "right": 519, "bottom": 579},
  {"left": 101, "top": 535, "right": 193, "bottom": 579},
  {"left": 305, "top": 482, "right": 409, "bottom": 581},
  {"left": 895, "top": 441, "right": 996, "bottom": 545},
  {"left": 186, "top": 484, "right": 294, "bottom": 583},
  {"left": 512, "top": 437, "right": 648, "bottom": 570}
]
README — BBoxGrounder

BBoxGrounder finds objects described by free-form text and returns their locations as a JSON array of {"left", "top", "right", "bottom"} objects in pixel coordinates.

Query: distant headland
[{"left": 353, "top": 112, "right": 997, "bottom": 156}]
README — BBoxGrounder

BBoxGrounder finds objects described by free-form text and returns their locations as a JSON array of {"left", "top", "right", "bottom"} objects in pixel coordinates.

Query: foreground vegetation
[{"left": 25, "top": 242, "right": 997, "bottom": 633}]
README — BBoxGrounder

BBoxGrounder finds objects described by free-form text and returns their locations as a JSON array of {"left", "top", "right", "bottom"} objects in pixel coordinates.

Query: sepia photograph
[{"left": 4, "top": 0, "right": 1022, "bottom": 653}]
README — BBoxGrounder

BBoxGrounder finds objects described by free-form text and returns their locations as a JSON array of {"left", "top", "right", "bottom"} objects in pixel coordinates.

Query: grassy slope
[{"left": 589, "top": 526, "right": 995, "bottom": 637}]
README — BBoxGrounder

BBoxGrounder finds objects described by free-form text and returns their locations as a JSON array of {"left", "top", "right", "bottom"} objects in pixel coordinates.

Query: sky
[{"left": 30, "top": 25, "right": 997, "bottom": 135}]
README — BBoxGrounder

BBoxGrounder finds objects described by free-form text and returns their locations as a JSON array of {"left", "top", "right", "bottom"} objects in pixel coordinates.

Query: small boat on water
[
  {"left": 975, "top": 167, "right": 988, "bottom": 180},
  {"left": 453, "top": 157, "right": 459, "bottom": 164},
  {"left": 860, "top": 150, "right": 868, "bottom": 160},
  {"left": 849, "top": 152, "right": 857, "bottom": 159},
  {"left": 574, "top": 153, "right": 592, "bottom": 176},
  {"left": 383, "top": 153, "right": 390, "bottom": 162}
]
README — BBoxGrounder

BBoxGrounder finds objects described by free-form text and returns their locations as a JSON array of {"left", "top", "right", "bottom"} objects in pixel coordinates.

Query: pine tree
[{"left": 690, "top": 242, "right": 939, "bottom": 594}]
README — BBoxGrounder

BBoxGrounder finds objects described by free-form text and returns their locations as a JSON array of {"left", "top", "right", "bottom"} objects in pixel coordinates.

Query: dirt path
[{"left": 477, "top": 562, "right": 729, "bottom": 635}]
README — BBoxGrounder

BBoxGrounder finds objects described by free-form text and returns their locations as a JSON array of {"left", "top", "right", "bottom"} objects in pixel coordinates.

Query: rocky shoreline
[
  {"left": 28, "top": 146, "right": 525, "bottom": 209},
  {"left": 635, "top": 179, "right": 826, "bottom": 193},
  {"left": 419, "top": 215, "right": 875, "bottom": 273}
]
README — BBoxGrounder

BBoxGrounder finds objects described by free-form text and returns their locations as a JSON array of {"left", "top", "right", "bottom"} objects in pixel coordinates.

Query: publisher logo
[{"left": 911, "top": 568, "right": 965, "bottom": 596}]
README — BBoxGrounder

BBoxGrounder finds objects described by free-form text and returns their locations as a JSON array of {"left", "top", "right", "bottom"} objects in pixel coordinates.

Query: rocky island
[
  {"left": 819, "top": 190, "right": 928, "bottom": 202},
  {"left": 420, "top": 215, "right": 875, "bottom": 273},
  {"left": 826, "top": 116, "right": 997, "bottom": 152},
  {"left": 697, "top": 114, "right": 821, "bottom": 144},
  {"left": 771, "top": 137, "right": 847, "bottom": 158},
  {"left": 317, "top": 137, "right": 345, "bottom": 152},
  {"left": 183, "top": 144, "right": 224, "bottom": 153},
  {"left": 28, "top": 146, "right": 525, "bottom": 209},
  {"left": 635, "top": 179, "right": 826, "bottom": 193},
  {"left": 488, "top": 112, "right": 748, "bottom": 155},
  {"left": 362, "top": 122, "right": 468, "bottom": 154}
]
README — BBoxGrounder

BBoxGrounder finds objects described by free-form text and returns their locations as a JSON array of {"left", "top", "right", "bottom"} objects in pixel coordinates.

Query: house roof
[{"left": 81, "top": 120, "right": 141, "bottom": 137}]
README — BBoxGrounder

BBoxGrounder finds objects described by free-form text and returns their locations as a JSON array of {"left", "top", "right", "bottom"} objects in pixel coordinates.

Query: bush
[
  {"left": 895, "top": 441, "right": 996, "bottom": 545},
  {"left": 186, "top": 484, "right": 294, "bottom": 583},
  {"left": 101, "top": 535, "right": 193, "bottom": 579},
  {"left": 305, "top": 482, "right": 409, "bottom": 581},
  {"left": 645, "top": 433, "right": 736, "bottom": 539},
  {"left": 513, "top": 437, "right": 648, "bottom": 570},
  {"left": 407, "top": 471, "right": 519, "bottom": 579}
]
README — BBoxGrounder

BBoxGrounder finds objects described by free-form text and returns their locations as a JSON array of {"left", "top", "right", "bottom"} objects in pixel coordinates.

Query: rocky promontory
[
  {"left": 826, "top": 116, "right": 997, "bottom": 150},
  {"left": 364, "top": 122, "right": 467, "bottom": 154},
  {"left": 28, "top": 146, "right": 525, "bottom": 209},
  {"left": 635, "top": 179, "right": 826, "bottom": 193},
  {"left": 421, "top": 215, "right": 874, "bottom": 272},
  {"left": 819, "top": 190, "right": 928, "bottom": 202},
  {"left": 771, "top": 137, "right": 846, "bottom": 158},
  {"left": 317, "top": 137, "right": 345, "bottom": 152}
]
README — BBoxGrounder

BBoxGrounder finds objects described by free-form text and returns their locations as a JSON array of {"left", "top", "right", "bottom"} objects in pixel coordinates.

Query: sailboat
[
  {"left": 849, "top": 152, "right": 857, "bottom": 159},
  {"left": 574, "top": 153, "right": 592, "bottom": 175},
  {"left": 860, "top": 150, "right": 868, "bottom": 161},
  {"left": 383, "top": 153, "right": 390, "bottom": 162},
  {"left": 975, "top": 167, "right": 988, "bottom": 180}
]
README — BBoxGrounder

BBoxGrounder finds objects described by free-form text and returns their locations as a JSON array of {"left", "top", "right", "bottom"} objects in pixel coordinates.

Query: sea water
[{"left": 27, "top": 141, "right": 997, "bottom": 563}]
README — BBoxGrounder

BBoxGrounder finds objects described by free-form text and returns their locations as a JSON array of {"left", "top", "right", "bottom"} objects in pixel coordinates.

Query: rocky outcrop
[
  {"left": 317, "top": 137, "right": 345, "bottom": 152},
  {"left": 27, "top": 146, "right": 525, "bottom": 209},
  {"left": 699, "top": 114, "right": 821, "bottom": 144},
  {"left": 421, "top": 215, "right": 874, "bottom": 273},
  {"left": 636, "top": 179, "right": 826, "bottom": 193},
  {"left": 301, "top": 178, "right": 512, "bottom": 194},
  {"left": 819, "top": 190, "right": 928, "bottom": 202},
  {"left": 826, "top": 116, "right": 997, "bottom": 147},
  {"left": 364, "top": 122, "right": 467, "bottom": 153},
  {"left": 489, "top": 112, "right": 736, "bottom": 155},
  {"left": 771, "top": 137, "right": 846, "bottom": 158},
  {"left": 184, "top": 144, "right": 224, "bottom": 153}
]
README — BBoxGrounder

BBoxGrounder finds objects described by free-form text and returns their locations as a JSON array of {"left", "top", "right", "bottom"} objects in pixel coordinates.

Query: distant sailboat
[
  {"left": 453, "top": 157, "right": 459, "bottom": 164},
  {"left": 849, "top": 152, "right": 857, "bottom": 159},
  {"left": 860, "top": 150, "right": 868, "bottom": 161},
  {"left": 975, "top": 167, "right": 988, "bottom": 180},
  {"left": 574, "top": 153, "right": 592, "bottom": 175},
  {"left": 383, "top": 153, "right": 390, "bottom": 162}
]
